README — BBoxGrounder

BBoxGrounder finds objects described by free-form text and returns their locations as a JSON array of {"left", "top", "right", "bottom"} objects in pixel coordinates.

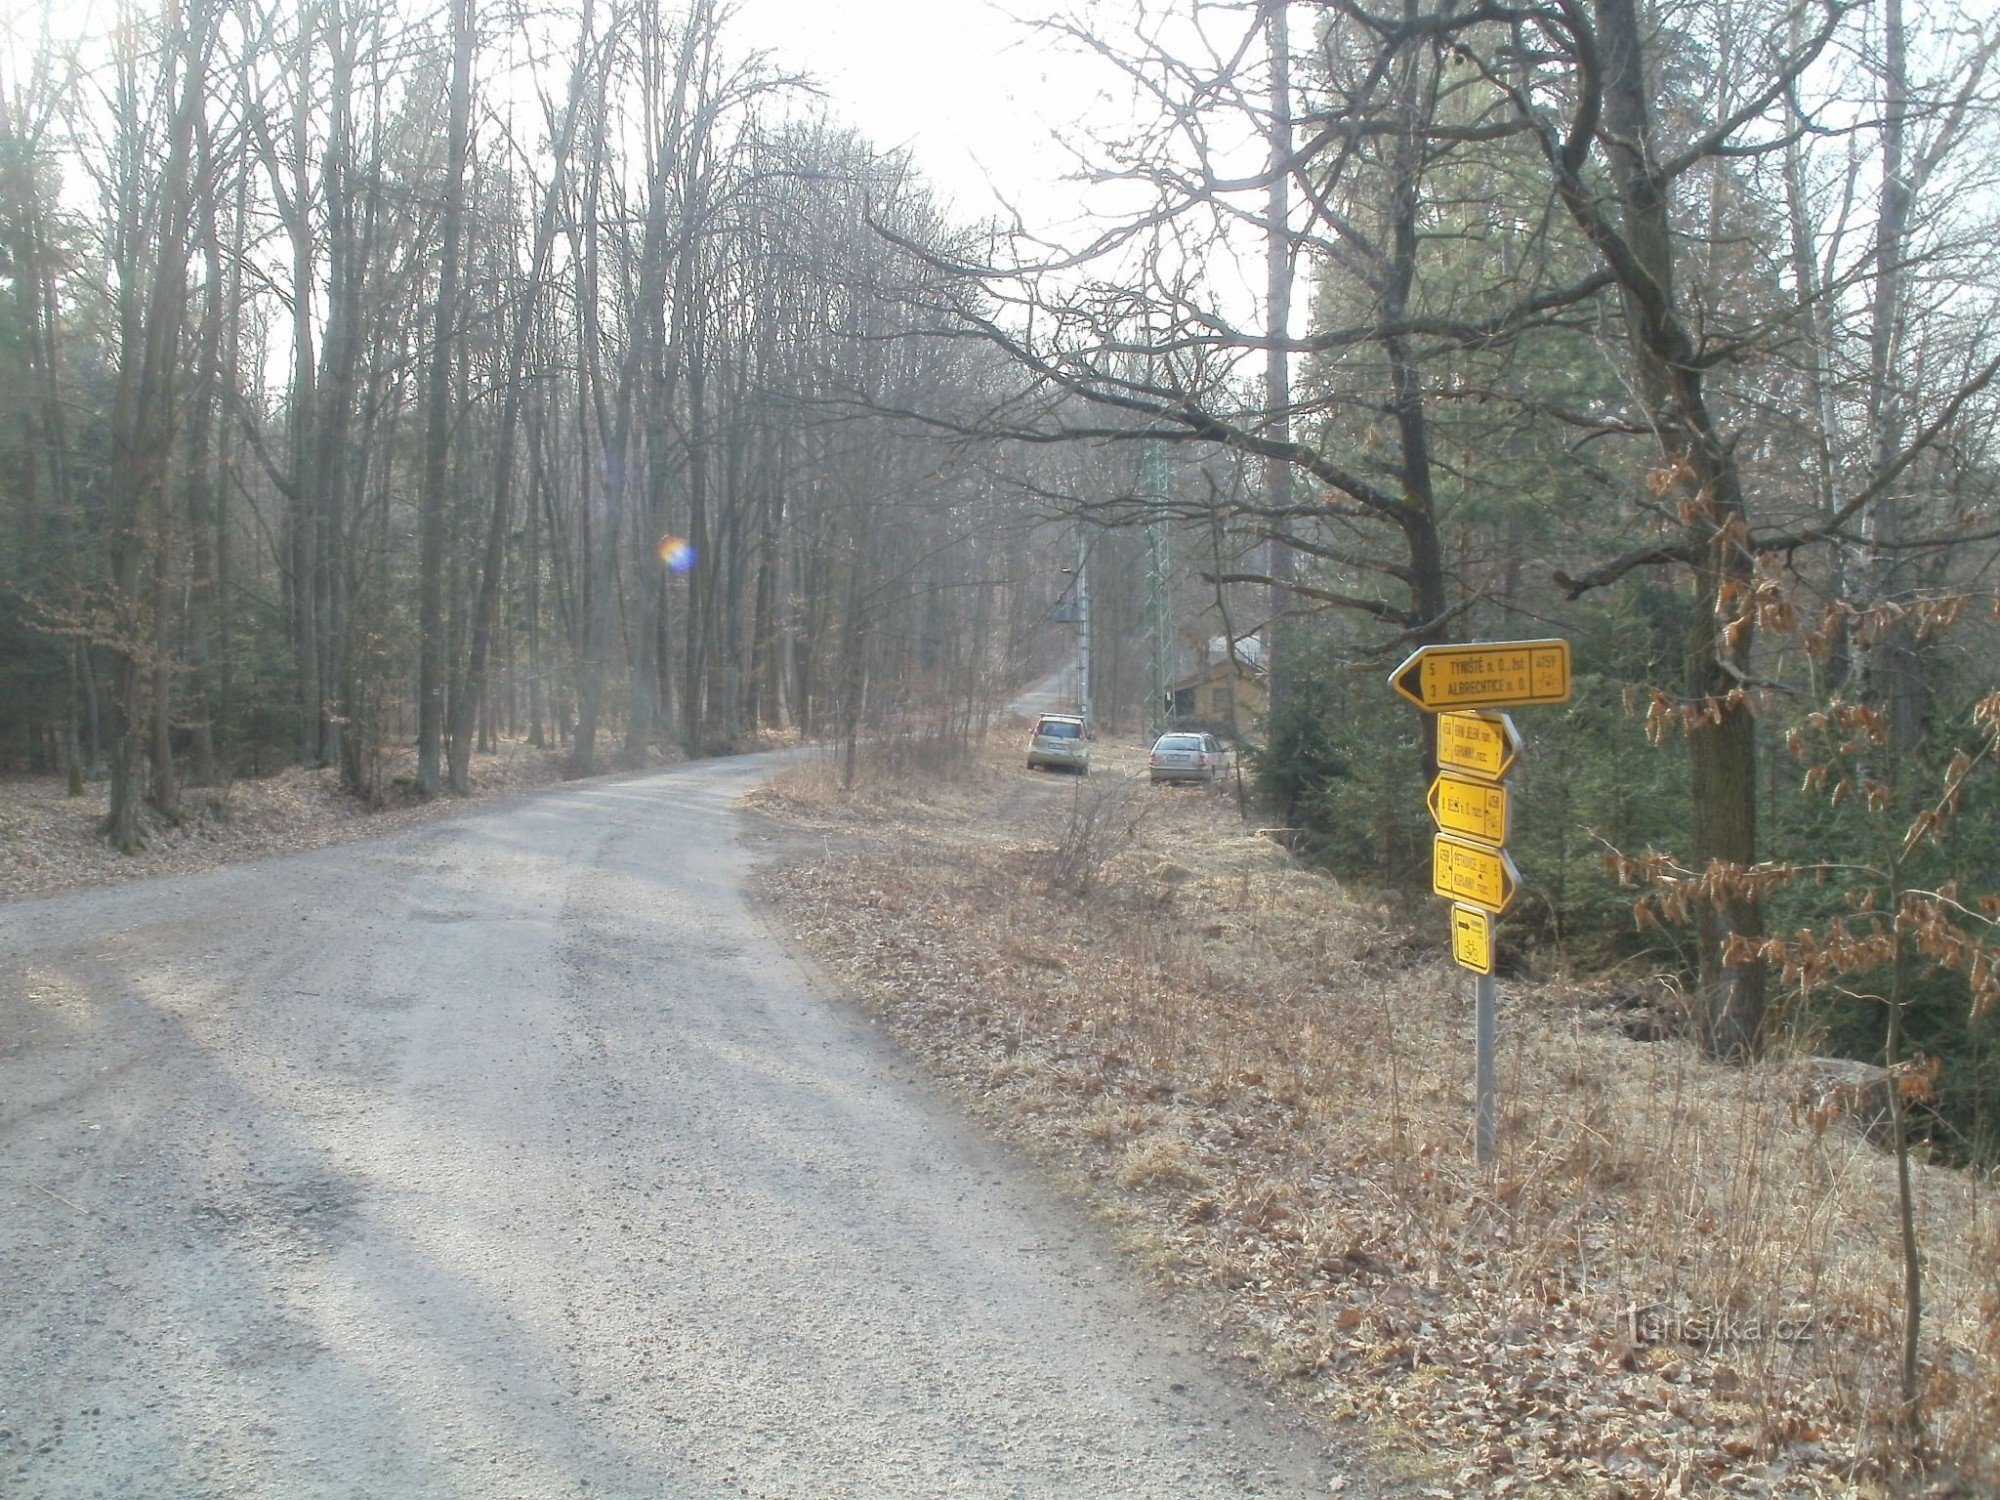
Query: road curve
[{"left": 0, "top": 753, "right": 1340, "bottom": 1498}]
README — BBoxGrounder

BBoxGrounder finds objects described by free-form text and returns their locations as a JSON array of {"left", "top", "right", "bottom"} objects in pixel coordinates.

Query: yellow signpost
[
  {"left": 1389, "top": 636, "right": 1569, "bottom": 1166},
  {"left": 1432, "top": 833, "right": 1521, "bottom": 915},
  {"left": 1450, "top": 904, "right": 1496, "bottom": 976},
  {"left": 1391, "top": 639, "right": 1571, "bottom": 712},
  {"left": 1427, "top": 771, "right": 1510, "bottom": 846},
  {"left": 1435, "top": 711, "right": 1520, "bottom": 782}
]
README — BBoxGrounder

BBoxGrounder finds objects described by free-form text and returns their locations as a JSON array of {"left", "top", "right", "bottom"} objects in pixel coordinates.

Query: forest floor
[
  {"left": 746, "top": 729, "right": 2000, "bottom": 1498},
  {"left": 0, "top": 740, "right": 626, "bottom": 902}
]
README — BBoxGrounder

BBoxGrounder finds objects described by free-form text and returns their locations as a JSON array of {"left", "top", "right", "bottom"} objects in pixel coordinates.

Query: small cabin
[{"left": 1169, "top": 658, "right": 1268, "bottom": 728}]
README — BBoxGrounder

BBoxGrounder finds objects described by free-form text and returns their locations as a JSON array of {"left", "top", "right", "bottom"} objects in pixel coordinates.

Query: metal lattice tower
[{"left": 1142, "top": 440, "right": 1172, "bottom": 737}]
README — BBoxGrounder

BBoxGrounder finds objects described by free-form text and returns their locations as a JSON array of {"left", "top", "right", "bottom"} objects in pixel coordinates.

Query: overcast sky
[{"left": 724, "top": 0, "right": 1122, "bottom": 230}]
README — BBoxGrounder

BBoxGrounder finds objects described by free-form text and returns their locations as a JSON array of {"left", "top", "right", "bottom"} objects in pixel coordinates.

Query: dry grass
[
  {"left": 744, "top": 726, "right": 1004, "bottom": 828},
  {"left": 752, "top": 726, "right": 2000, "bottom": 1498},
  {"left": 0, "top": 738, "right": 579, "bottom": 901}
]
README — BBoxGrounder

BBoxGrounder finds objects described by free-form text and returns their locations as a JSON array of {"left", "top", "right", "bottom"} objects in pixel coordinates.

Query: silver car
[
  {"left": 1148, "top": 731, "right": 1229, "bottom": 784},
  {"left": 1027, "top": 713, "right": 1091, "bottom": 774}
]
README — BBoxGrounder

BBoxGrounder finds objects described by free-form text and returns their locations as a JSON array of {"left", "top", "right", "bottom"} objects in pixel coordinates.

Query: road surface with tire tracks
[{"left": 0, "top": 750, "right": 1353, "bottom": 1497}]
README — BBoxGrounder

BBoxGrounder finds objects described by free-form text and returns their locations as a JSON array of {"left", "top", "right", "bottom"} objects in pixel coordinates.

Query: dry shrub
[
  {"left": 1036, "top": 778, "right": 1149, "bottom": 897},
  {"left": 754, "top": 735, "right": 2000, "bottom": 1495},
  {"left": 870, "top": 718, "right": 986, "bottom": 783}
]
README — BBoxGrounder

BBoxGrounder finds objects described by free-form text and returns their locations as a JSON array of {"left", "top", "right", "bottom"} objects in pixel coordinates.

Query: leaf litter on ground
[
  {"left": 1, "top": 740, "right": 595, "bottom": 901},
  {"left": 746, "top": 729, "right": 2000, "bottom": 1499}
]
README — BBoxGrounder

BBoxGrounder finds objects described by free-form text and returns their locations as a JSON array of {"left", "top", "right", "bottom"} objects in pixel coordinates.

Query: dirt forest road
[{"left": 0, "top": 752, "right": 1344, "bottom": 1498}]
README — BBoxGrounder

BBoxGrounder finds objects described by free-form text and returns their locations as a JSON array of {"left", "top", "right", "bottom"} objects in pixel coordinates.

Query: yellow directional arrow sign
[
  {"left": 1427, "top": 771, "right": 1511, "bottom": 846},
  {"left": 1432, "top": 833, "right": 1521, "bottom": 915},
  {"left": 1436, "top": 711, "right": 1520, "bottom": 782},
  {"left": 1391, "top": 639, "right": 1571, "bottom": 712},
  {"left": 1451, "top": 903, "right": 1496, "bottom": 975}
]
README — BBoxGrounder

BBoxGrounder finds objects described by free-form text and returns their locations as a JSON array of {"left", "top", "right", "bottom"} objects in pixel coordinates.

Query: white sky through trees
[
  {"left": 726, "top": 0, "right": 1116, "bottom": 227},
  {"left": 0, "top": 0, "right": 1121, "bottom": 229}
]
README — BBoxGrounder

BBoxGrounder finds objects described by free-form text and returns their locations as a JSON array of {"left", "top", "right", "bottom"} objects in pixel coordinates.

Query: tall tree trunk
[
  {"left": 1593, "top": 0, "right": 1765, "bottom": 1057},
  {"left": 103, "top": 1, "right": 211, "bottom": 852},
  {"left": 526, "top": 417, "right": 546, "bottom": 748},
  {"left": 215, "top": 139, "right": 247, "bottom": 770},
  {"left": 681, "top": 339, "right": 711, "bottom": 757},
  {"left": 1780, "top": 22, "right": 1844, "bottom": 687},
  {"left": 414, "top": 0, "right": 475, "bottom": 798},
  {"left": 748, "top": 482, "right": 782, "bottom": 734},
  {"left": 568, "top": 104, "right": 618, "bottom": 779},
  {"left": 1381, "top": 26, "right": 1448, "bottom": 783},
  {"left": 184, "top": 122, "right": 224, "bottom": 790},
  {"left": 1863, "top": 0, "right": 1924, "bottom": 750},
  {"left": 147, "top": 486, "right": 179, "bottom": 819},
  {"left": 314, "top": 4, "right": 362, "bottom": 777},
  {"left": 280, "top": 11, "right": 323, "bottom": 767},
  {"left": 0, "top": 79, "right": 86, "bottom": 787}
]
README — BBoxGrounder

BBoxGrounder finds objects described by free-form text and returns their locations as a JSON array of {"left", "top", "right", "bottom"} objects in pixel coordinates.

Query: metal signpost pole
[{"left": 1475, "top": 973, "right": 1496, "bottom": 1165}]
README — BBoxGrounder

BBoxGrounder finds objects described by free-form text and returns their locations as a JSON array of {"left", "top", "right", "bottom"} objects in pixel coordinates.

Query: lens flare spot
[{"left": 658, "top": 535, "right": 695, "bottom": 573}]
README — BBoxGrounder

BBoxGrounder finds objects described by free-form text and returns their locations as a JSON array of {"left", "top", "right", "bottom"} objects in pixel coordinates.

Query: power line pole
[
  {"left": 1075, "top": 526, "right": 1092, "bottom": 725},
  {"left": 1264, "top": 1, "right": 1295, "bottom": 657},
  {"left": 1143, "top": 441, "right": 1172, "bottom": 735}
]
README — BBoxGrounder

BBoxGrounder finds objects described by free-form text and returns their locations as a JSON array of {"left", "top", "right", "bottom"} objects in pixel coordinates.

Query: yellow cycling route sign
[
  {"left": 1391, "top": 639, "right": 1571, "bottom": 712},
  {"left": 1450, "top": 904, "right": 1496, "bottom": 975}
]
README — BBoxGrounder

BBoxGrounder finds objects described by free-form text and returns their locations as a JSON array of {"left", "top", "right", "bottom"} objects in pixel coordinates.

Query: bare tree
[
  {"left": 92, "top": 0, "right": 222, "bottom": 849},
  {"left": 414, "top": 0, "right": 476, "bottom": 798}
]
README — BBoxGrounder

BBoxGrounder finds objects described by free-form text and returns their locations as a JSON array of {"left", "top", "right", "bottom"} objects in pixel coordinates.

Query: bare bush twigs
[{"left": 1037, "top": 779, "right": 1150, "bottom": 899}]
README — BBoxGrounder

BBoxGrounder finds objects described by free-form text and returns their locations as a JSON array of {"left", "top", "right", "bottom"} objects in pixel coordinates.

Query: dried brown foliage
[
  {"left": 753, "top": 732, "right": 2000, "bottom": 1496},
  {"left": 1613, "top": 582, "right": 2000, "bottom": 1028}
]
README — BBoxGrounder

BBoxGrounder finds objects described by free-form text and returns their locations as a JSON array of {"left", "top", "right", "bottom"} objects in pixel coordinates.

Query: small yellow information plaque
[{"left": 1450, "top": 903, "right": 1496, "bottom": 975}]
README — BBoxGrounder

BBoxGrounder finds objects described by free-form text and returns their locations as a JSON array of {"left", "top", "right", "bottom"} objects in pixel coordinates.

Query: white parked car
[
  {"left": 1026, "top": 713, "right": 1092, "bottom": 774},
  {"left": 1148, "top": 731, "right": 1230, "bottom": 784}
]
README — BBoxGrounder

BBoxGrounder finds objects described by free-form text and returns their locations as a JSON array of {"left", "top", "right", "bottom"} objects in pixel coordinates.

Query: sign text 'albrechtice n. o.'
[{"left": 1391, "top": 639, "right": 1571, "bottom": 713}]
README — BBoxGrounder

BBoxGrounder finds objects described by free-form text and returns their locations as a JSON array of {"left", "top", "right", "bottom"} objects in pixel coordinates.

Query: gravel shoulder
[{"left": 0, "top": 751, "right": 1349, "bottom": 1498}]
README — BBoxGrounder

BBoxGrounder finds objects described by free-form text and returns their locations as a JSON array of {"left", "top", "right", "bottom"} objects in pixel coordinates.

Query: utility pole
[
  {"left": 1142, "top": 441, "right": 1172, "bottom": 735},
  {"left": 1075, "top": 526, "right": 1092, "bottom": 725},
  {"left": 1263, "top": 1, "right": 1294, "bottom": 658}
]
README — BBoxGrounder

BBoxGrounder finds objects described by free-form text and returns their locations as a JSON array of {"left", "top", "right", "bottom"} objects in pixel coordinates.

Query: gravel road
[{"left": 0, "top": 753, "right": 1347, "bottom": 1498}]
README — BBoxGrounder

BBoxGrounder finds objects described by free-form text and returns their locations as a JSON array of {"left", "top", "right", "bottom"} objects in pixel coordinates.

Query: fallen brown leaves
[
  {"left": 0, "top": 740, "right": 576, "bottom": 901},
  {"left": 751, "top": 732, "right": 2000, "bottom": 1498}
]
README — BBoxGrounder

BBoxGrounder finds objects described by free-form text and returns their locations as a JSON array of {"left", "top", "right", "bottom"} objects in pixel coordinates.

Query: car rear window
[
  {"left": 1037, "top": 720, "right": 1082, "bottom": 739},
  {"left": 1157, "top": 735, "right": 1203, "bottom": 750}
]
